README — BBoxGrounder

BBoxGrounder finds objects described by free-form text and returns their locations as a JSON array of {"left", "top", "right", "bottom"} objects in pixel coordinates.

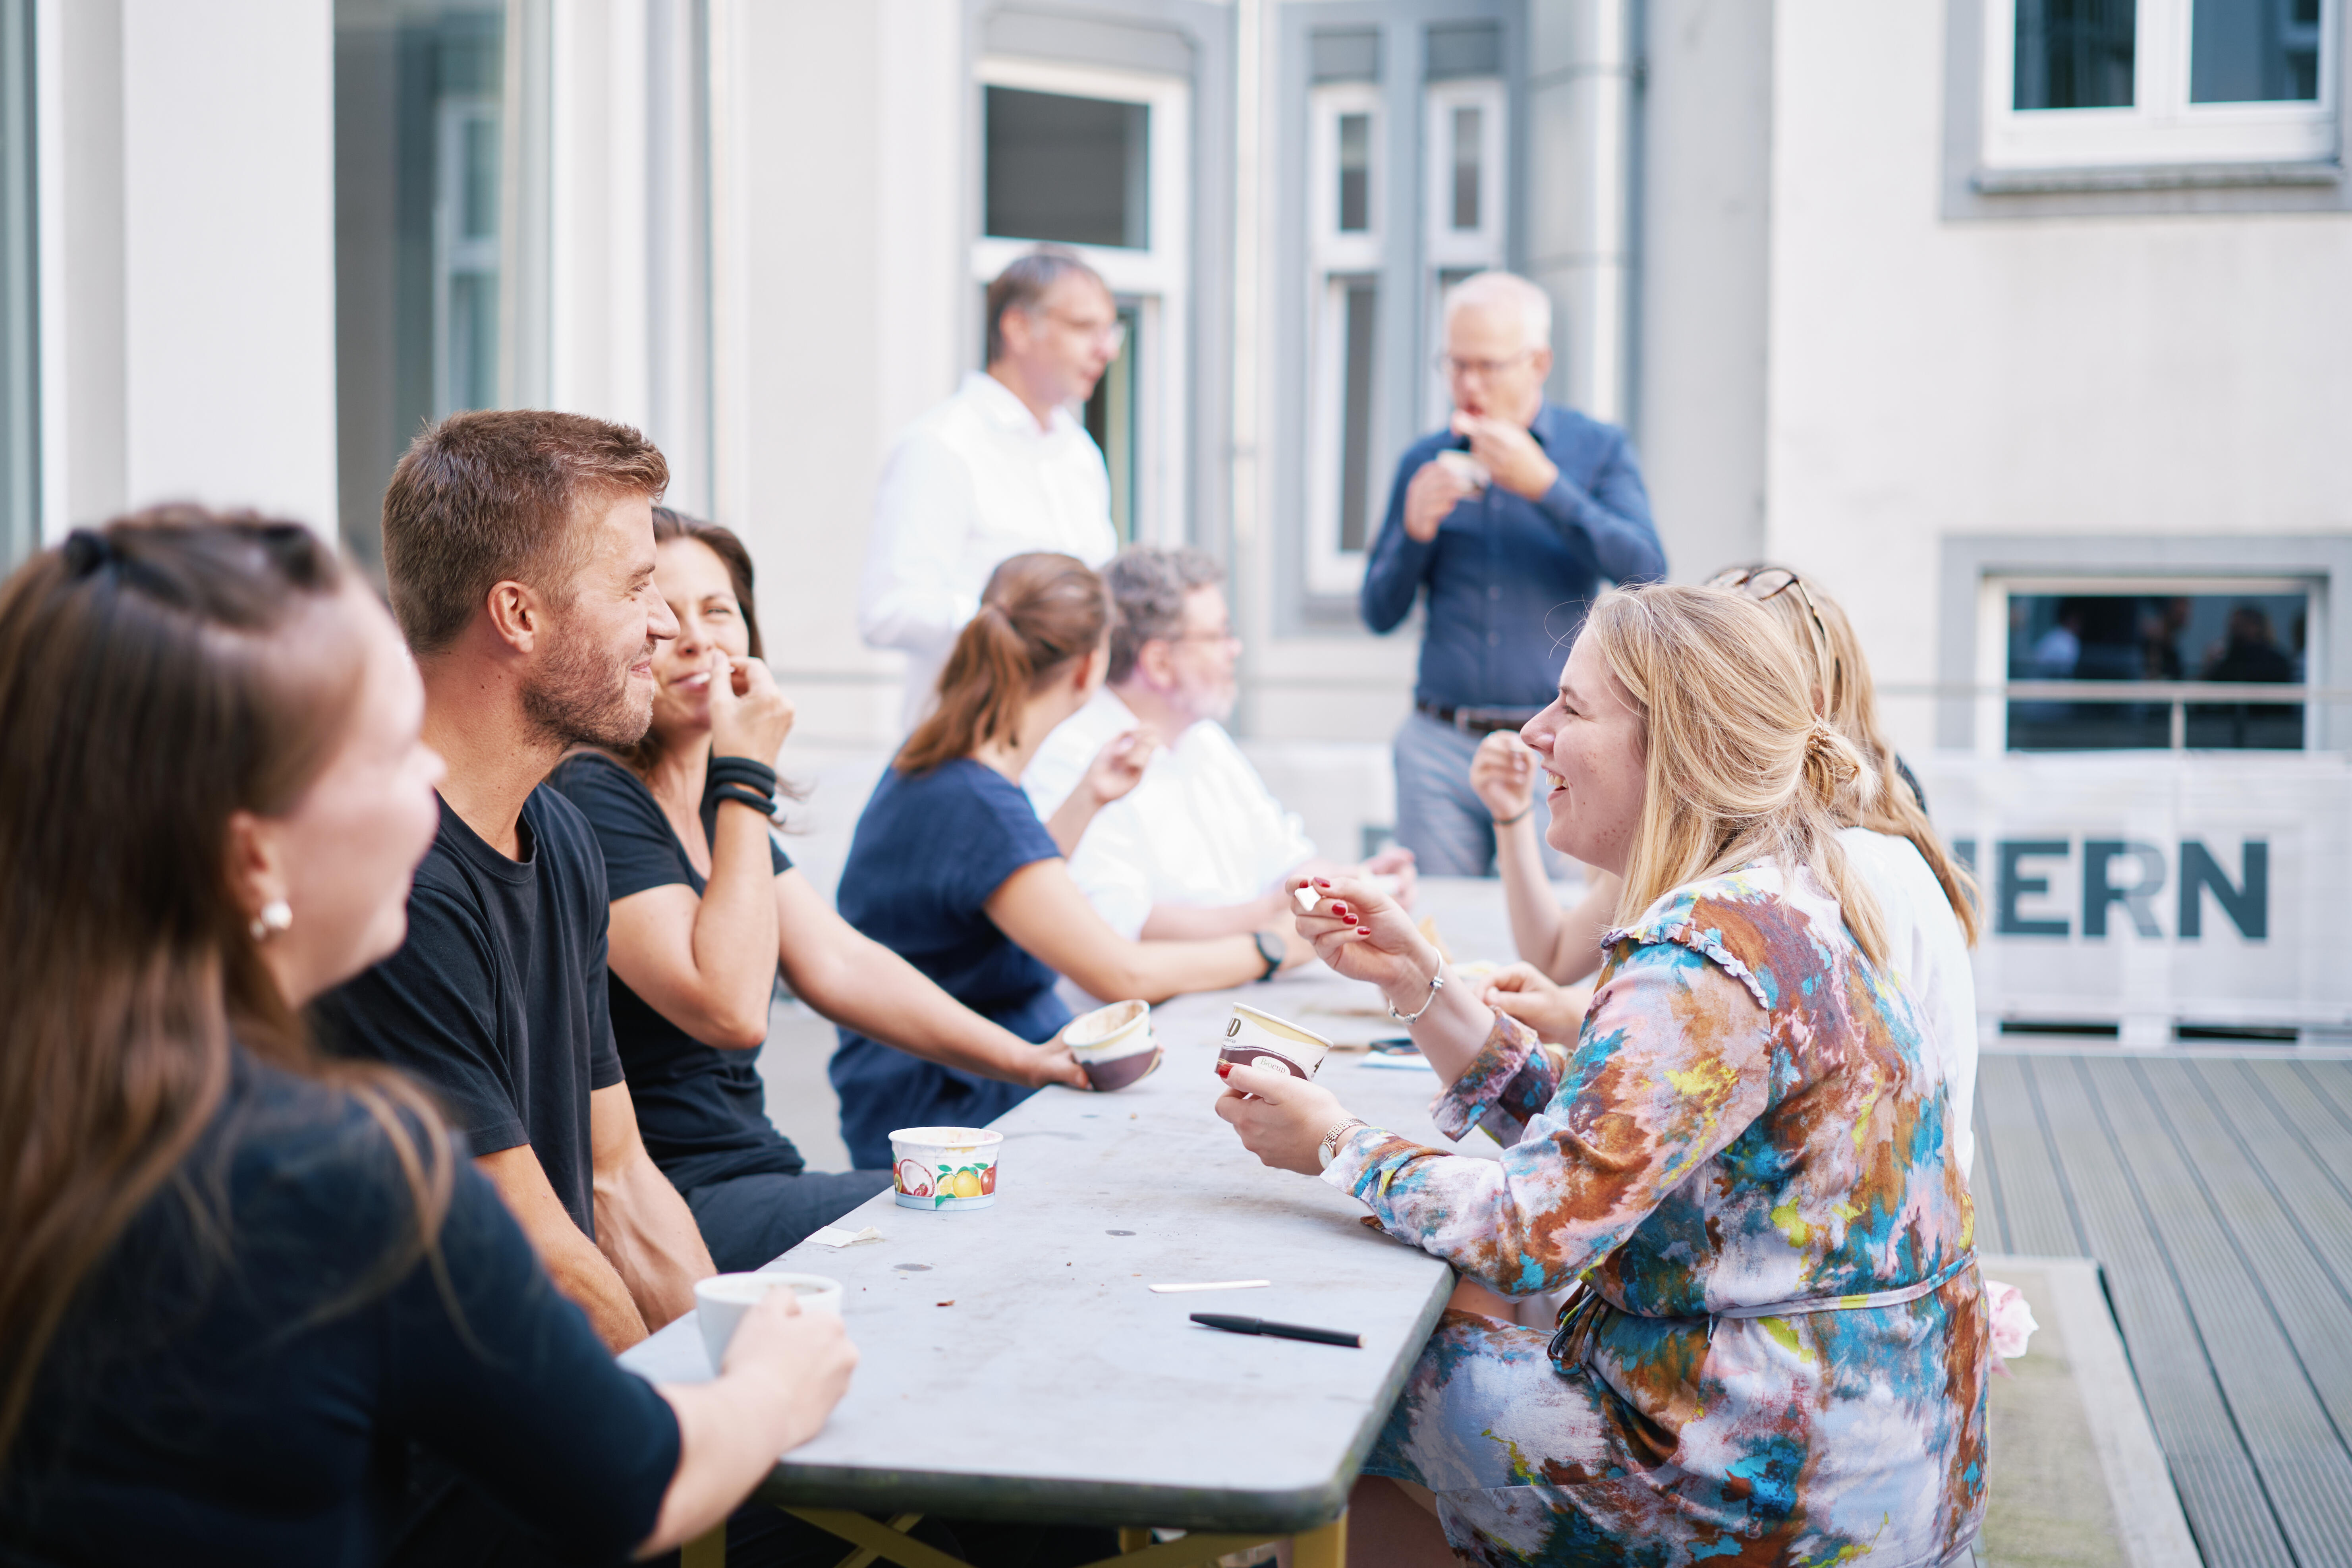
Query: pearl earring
[{"left": 249, "top": 899, "right": 292, "bottom": 943}]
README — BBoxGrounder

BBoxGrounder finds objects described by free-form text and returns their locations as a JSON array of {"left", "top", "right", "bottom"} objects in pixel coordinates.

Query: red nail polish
[
  {"left": 1356, "top": 927, "right": 1372, "bottom": 936},
  {"left": 1215, "top": 1060, "right": 1232, "bottom": 1077},
  {"left": 1314, "top": 878, "right": 1331, "bottom": 888}
]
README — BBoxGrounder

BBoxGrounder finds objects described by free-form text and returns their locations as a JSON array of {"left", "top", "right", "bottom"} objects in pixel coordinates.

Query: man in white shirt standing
[
  {"left": 861, "top": 249, "right": 1124, "bottom": 726},
  {"left": 1024, "top": 547, "right": 1416, "bottom": 940}
]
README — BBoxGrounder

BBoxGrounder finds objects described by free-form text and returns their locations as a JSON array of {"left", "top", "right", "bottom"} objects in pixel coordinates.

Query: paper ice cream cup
[
  {"left": 1216, "top": 1002, "right": 1333, "bottom": 1081},
  {"left": 889, "top": 1126, "right": 1004, "bottom": 1211},
  {"left": 1064, "top": 999, "right": 1161, "bottom": 1091},
  {"left": 695, "top": 1271, "right": 842, "bottom": 1372}
]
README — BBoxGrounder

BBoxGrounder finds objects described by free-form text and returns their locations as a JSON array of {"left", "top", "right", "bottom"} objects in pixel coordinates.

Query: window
[
  {"left": 334, "top": 0, "right": 516, "bottom": 572},
  {"left": 975, "top": 58, "right": 1188, "bottom": 546},
  {"left": 1306, "top": 79, "right": 1385, "bottom": 596},
  {"left": 1988, "top": 578, "right": 2319, "bottom": 750},
  {"left": 984, "top": 87, "right": 1148, "bottom": 251},
  {"left": 1421, "top": 77, "right": 1505, "bottom": 430},
  {"left": 0, "top": 0, "right": 33, "bottom": 575},
  {"left": 1985, "top": 0, "right": 2339, "bottom": 169}
]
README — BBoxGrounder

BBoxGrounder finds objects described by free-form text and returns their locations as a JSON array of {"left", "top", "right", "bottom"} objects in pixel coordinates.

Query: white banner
[{"left": 1912, "top": 753, "right": 2352, "bottom": 1039}]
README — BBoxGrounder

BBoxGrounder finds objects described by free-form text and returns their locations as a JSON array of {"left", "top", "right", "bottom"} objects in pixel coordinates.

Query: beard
[{"left": 521, "top": 622, "right": 653, "bottom": 751}]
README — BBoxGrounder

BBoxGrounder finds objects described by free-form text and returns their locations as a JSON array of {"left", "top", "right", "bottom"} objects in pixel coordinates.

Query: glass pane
[
  {"left": 2013, "top": 0, "right": 2136, "bottom": 110},
  {"left": 1337, "top": 113, "right": 1371, "bottom": 234},
  {"left": 1338, "top": 280, "right": 1379, "bottom": 552},
  {"left": 2005, "top": 591, "right": 2308, "bottom": 751},
  {"left": 0, "top": 0, "right": 36, "bottom": 576},
  {"left": 984, "top": 87, "right": 1148, "bottom": 250},
  {"left": 335, "top": 0, "right": 507, "bottom": 574},
  {"left": 1450, "top": 106, "right": 1481, "bottom": 231},
  {"left": 2191, "top": 0, "right": 2323, "bottom": 101},
  {"left": 1080, "top": 303, "right": 1140, "bottom": 544}
]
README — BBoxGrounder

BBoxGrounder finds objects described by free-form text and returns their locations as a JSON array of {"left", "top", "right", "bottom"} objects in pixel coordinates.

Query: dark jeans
[{"left": 685, "top": 1168, "right": 895, "bottom": 1273}]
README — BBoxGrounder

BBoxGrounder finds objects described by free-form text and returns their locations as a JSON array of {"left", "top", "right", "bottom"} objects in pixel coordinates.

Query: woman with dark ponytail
[{"left": 830, "top": 552, "right": 1310, "bottom": 1166}]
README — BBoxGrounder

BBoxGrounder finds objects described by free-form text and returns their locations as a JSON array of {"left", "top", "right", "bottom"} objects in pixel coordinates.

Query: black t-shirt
[
  {"left": 311, "top": 788, "right": 621, "bottom": 1237},
  {"left": 546, "top": 751, "right": 801, "bottom": 1193},
  {"left": 0, "top": 1051, "right": 679, "bottom": 1566}
]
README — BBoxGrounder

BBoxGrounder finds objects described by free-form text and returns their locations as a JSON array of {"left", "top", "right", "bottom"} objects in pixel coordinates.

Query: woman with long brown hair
[
  {"left": 549, "top": 510, "right": 1096, "bottom": 1272},
  {"left": 1216, "top": 585, "right": 1983, "bottom": 1567},
  {"left": 0, "top": 512, "right": 854, "bottom": 1562},
  {"left": 828, "top": 552, "right": 1309, "bottom": 1166}
]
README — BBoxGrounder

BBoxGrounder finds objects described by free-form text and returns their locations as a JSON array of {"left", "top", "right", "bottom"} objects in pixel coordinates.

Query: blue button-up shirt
[{"left": 1360, "top": 400, "right": 1665, "bottom": 711}]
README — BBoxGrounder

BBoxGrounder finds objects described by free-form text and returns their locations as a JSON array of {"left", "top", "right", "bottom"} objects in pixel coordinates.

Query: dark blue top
[
  {"left": 0, "top": 1052, "right": 679, "bottom": 1566},
  {"left": 829, "top": 758, "right": 1065, "bottom": 1168},
  {"left": 1359, "top": 400, "right": 1666, "bottom": 710},
  {"left": 311, "top": 788, "right": 622, "bottom": 1238},
  {"left": 547, "top": 751, "right": 802, "bottom": 1193}
]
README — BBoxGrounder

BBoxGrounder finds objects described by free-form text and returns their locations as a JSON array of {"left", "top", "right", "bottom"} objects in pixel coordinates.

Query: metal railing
[{"left": 1879, "top": 681, "right": 2351, "bottom": 751}]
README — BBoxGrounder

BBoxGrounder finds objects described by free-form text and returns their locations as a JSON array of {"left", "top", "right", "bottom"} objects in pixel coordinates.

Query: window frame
[
  {"left": 1974, "top": 571, "right": 2326, "bottom": 753},
  {"left": 1304, "top": 79, "right": 1387, "bottom": 598},
  {"left": 971, "top": 55, "right": 1190, "bottom": 548},
  {"left": 1419, "top": 76, "right": 1506, "bottom": 433},
  {"left": 1982, "top": 0, "right": 2342, "bottom": 170}
]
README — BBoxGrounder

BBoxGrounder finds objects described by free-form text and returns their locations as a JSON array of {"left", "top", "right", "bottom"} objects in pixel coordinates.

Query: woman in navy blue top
[
  {"left": 0, "top": 513, "right": 854, "bottom": 1565},
  {"left": 553, "top": 512, "right": 1102, "bottom": 1271},
  {"left": 831, "top": 552, "right": 1311, "bottom": 1168}
]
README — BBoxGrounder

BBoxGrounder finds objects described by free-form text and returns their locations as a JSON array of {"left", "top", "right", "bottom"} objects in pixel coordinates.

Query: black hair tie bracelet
[
  {"left": 710, "top": 783, "right": 776, "bottom": 818},
  {"left": 708, "top": 756, "right": 780, "bottom": 795}
]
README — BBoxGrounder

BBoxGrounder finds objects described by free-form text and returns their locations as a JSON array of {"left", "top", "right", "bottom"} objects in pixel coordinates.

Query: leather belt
[{"left": 1416, "top": 699, "right": 1540, "bottom": 736}]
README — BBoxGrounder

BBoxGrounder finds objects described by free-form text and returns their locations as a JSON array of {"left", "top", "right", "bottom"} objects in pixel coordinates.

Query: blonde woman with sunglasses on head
[
  {"left": 1706, "top": 562, "right": 1982, "bottom": 1174},
  {"left": 1217, "top": 585, "right": 1985, "bottom": 1568}
]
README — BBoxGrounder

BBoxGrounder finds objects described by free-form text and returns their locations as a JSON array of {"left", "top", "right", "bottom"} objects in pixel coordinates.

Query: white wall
[
  {"left": 714, "top": 0, "right": 964, "bottom": 748},
  {"left": 118, "top": 0, "right": 337, "bottom": 530},
  {"left": 42, "top": 0, "right": 338, "bottom": 537},
  {"left": 1765, "top": 0, "right": 2352, "bottom": 753}
]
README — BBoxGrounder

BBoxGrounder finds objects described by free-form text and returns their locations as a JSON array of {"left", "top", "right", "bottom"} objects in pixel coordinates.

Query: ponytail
[{"left": 897, "top": 553, "right": 1110, "bottom": 774}]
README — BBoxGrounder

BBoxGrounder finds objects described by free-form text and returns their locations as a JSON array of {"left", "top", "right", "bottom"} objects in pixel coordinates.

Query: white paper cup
[
  {"left": 694, "top": 1271, "right": 842, "bottom": 1372},
  {"left": 889, "top": 1126, "right": 1005, "bottom": 1211},
  {"left": 1064, "top": 999, "right": 1161, "bottom": 1091},
  {"left": 1217, "top": 1002, "right": 1333, "bottom": 1080},
  {"left": 1434, "top": 449, "right": 1491, "bottom": 491}
]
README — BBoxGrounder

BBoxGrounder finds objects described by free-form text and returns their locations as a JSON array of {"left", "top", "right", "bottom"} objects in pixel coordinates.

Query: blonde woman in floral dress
[{"left": 1217, "top": 584, "right": 1986, "bottom": 1568}]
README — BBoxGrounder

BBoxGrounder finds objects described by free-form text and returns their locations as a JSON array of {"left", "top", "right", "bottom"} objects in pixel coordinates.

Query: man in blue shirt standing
[{"left": 1360, "top": 270, "right": 1666, "bottom": 876}]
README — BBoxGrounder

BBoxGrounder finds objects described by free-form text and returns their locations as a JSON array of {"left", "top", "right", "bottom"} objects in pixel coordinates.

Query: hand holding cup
[{"left": 1213, "top": 1059, "right": 1352, "bottom": 1176}]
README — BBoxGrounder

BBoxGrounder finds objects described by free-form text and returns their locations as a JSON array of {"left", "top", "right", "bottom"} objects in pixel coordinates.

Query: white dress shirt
[
  {"left": 1023, "top": 689, "right": 1318, "bottom": 940},
  {"left": 1838, "top": 826, "right": 1980, "bottom": 1176},
  {"left": 860, "top": 371, "right": 1118, "bottom": 726}
]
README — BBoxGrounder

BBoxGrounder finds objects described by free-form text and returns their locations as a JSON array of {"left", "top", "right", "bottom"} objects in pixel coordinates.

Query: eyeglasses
[
  {"left": 1707, "top": 565, "right": 1841, "bottom": 689},
  {"left": 1042, "top": 311, "right": 1128, "bottom": 354},
  {"left": 1433, "top": 350, "right": 1537, "bottom": 380},
  {"left": 1166, "top": 627, "right": 1242, "bottom": 648}
]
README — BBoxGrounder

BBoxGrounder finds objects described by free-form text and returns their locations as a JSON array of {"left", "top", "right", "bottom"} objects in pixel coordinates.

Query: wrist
[
  {"left": 1382, "top": 948, "right": 1444, "bottom": 1020},
  {"left": 1491, "top": 802, "right": 1533, "bottom": 828},
  {"left": 1316, "top": 1117, "right": 1369, "bottom": 1172}
]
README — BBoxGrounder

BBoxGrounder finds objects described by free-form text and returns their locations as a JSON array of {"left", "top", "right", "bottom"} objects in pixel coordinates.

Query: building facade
[{"left": 4, "top": 0, "right": 2347, "bottom": 1037}]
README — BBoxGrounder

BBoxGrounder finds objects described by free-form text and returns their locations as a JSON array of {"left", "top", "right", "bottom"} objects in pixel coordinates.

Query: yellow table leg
[
  {"left": 682, "top": 1520, "right": 728, "bottom": 1568},
  {"left": 1288, "top": 1513, "right": 1346, "bottom": 1568},
  {"left": 1120, "top": 1529, "right": 1155, "bottom": 1554}
]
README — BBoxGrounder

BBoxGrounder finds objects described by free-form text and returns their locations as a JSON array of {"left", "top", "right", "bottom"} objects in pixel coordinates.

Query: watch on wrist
[
  {"left": 1252, "top": 929, "right": 1282, "bottom": 982},
  {"left": 1317, "top": 1118, "right": 1369, "bottom": 1170}
]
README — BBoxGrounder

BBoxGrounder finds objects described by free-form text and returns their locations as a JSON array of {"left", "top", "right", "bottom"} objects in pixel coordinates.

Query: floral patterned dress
[{"left": 1324, "top": 861, "right": 1987, "bottom": 1567}]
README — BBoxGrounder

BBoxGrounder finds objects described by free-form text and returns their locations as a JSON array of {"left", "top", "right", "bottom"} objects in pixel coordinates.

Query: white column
[{"left": 1524, "top": 0, "right": 1634, "bottom": 425}]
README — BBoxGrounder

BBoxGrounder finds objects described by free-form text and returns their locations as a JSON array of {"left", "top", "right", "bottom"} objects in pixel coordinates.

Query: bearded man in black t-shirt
[{"left": 312, "top": 409, "right": 712, "bottom": 1354}]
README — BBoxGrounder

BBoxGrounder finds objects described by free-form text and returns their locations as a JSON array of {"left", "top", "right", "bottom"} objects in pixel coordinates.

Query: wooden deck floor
[{"left": 1972, "top": 1052, "right": 2352, "bottom": 1568}]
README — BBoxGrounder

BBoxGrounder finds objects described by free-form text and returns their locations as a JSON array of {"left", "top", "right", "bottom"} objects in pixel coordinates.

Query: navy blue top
[
  {"left": 312, "top": 788, "right": 622, "bottom": 1239},
  {"left": 547, "top": 750, "right": 802, "bottom": 1193},
  {"left": 1359, "top": 400, "right": 1666, "bottom": 711},
  {"left": 830, "top": 758, "right": 1064, "bottom": 1168},
  {"left": 1, "top": 1052, "right": 679, "bottom": 1566}
]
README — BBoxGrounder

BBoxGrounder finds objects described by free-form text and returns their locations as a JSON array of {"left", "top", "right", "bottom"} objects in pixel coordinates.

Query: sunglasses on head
[{"left": 1706, "top": 565, "right": 1840, "bottom": 687}]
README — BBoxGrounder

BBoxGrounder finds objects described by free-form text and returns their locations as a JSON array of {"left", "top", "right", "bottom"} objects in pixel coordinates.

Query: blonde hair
[
  {"left": 1727, "top": 566, "right": 1981, "bottom": 946},
  {"left": 1583, "top": 585, "right": 1889, "bottom": 969}
]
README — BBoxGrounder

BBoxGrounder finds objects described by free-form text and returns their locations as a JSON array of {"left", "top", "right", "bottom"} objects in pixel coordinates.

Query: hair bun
[{"left": 61, "top": 529, "right": 116, "bottom": 579}]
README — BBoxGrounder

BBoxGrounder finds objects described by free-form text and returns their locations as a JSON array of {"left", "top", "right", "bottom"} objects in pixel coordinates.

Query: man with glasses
[
  {"left": 861, "top": 249, "right": 1123, "bottom": 726},
  {"left": 1361, "top": 270, "right": 1666, "bottom": 876},
  {"left": 1024, "top": 546, "right": 1415, "bottom": 948}
]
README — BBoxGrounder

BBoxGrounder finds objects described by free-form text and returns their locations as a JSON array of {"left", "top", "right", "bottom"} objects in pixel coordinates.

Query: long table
[{"left": 618, "top": 879, "right": 1541, "bottom": 1568}]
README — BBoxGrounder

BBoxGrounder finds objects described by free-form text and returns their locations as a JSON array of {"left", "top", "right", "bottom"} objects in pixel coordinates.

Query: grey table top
[{"left": 617, "top": 878, "right": 1543, "bottom": 1531}]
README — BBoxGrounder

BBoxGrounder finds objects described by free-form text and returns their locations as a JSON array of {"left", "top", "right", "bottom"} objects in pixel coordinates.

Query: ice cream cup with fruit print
[{"left": 888, "top": 1126, "right": 1005, "bottom": 1211}]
